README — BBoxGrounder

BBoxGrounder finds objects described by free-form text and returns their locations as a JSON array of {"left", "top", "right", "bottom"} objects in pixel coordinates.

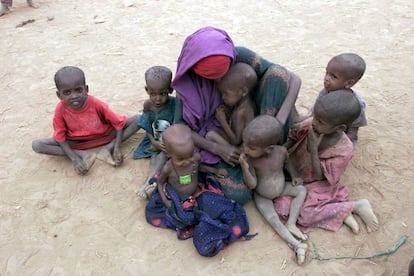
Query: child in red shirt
[{"left": 32, "top": 66, "right": 139, "bottom": 175}]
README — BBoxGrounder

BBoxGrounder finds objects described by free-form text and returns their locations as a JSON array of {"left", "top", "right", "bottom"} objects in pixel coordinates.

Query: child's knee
[
  {"left": 32, "top": 139, "right": 42, "bottom": 153},
  {"left": 297, "top": 185, "right": 307, "bottom": 196}
]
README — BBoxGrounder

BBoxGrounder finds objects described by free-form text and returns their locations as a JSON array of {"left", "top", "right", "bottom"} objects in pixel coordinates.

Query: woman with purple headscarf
[{"left": 172, "top": 26, "right": 301, "bottom": 204}]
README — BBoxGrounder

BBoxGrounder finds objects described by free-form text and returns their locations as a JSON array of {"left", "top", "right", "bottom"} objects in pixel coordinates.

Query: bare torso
[
  {"left": 165, "top": 154, "right": 201, "bottom": 196},
  {"left": 251, "top": 146, "right": 287, "bottom": 200}
]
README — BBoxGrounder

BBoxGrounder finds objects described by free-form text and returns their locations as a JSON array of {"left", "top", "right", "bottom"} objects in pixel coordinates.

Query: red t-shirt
[{"left": 53, "top": 95, "right": 128, "bottom": 142}]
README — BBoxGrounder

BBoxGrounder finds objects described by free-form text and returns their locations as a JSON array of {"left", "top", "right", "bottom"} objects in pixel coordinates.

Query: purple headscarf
[{"left": 172, "top": 26, "right": 237, "bottom": 164}]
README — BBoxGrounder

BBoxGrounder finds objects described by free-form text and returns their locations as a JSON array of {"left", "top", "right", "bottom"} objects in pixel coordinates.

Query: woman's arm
[
  {"left": 191, "top": 132, "right": 240, "bottom": 166},
  {"left": 276, "top": 72, "right": 301, "bottom": 126}
]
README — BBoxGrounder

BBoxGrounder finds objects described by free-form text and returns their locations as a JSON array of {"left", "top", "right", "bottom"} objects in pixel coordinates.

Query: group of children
[{"left": 32, "top": 52, "right": 379, "bottom": 263}]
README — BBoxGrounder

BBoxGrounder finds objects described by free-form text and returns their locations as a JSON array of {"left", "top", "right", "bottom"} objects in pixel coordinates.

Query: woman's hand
[{"left": 216, "top": 143, "right": 240, "bottom": 166}]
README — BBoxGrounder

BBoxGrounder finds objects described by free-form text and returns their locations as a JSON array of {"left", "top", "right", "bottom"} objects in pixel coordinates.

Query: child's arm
[
  {"left": 307, "top": 127, "right": 324, "bottom": 180},
  {"left": 113, "top": 129, "right": 123, "bottom": 166},
  {"left": 199, "top": 164, "right": 228, "bottom": 178},
  {"left": 58, "top": 141, "right": 89, "bottom": 175},
  {"left": 215, "top": 105, "right": 237, "bottom": 144},
  {"left": 147, "top": 132, "right": 166, "bottom": 152},
  {"left": 239, "top": 153, "right": 257, "bottom": 189},
  {"left": 345, "top": 127, "right": 359, "bottom": 145},
  {"left": 283, "top": 137, "right": 295, "bottom": 150},
  {"left": 232, "top": 107, "right": 255, "bottom": 146},
  {"left": 276, "top": 71, "right": 301, "bottom": 126},
  {"left": 156, "top": 163, "right": 172, "bottom": 208},
  {"left": 284, "top": 149, "right": 303, "bottom": 186}
]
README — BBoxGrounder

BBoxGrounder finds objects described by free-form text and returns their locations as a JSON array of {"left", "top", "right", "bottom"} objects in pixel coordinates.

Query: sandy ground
[{"left": 1, "top": 0, "right": 413, "bottom": 275}]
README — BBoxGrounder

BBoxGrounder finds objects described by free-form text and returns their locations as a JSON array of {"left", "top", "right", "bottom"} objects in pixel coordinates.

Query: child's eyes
[{"left": 150, "top": 92, "right": 168, "bottom": 97}]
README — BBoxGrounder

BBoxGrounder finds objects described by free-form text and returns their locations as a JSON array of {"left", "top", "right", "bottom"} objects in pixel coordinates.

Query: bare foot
[
  {"left": 0, "top": 3, "right": 10, "bottom": 16},
  {"left": 97, "top": 149, "right": 116, "bottom": 166},
  {"left": 145, "top": 183, "right": 156, "bottom": 199},
  {"left": 26, "top": 0, "right": 39, "bottom": 8},
  {"left": 344, "top": 214, "right": 360, "bottom": 234},
  {"left": 294, "top": 242, "right": 307, "bottom": 265},
  {"left": 286, "top": 223, "right": 307, "bottom": 241},
  {"left": 74, "top": 150, "right": 97, "bottom": 171},
  {"left": 137, "top": 182, "right": 149, "bottom": 199},
  {"left": 353, "top": 199, "right": 379, "bottom": 232},
  {"left": 137, "top": 182, "right": 156, "bottom": 200}
]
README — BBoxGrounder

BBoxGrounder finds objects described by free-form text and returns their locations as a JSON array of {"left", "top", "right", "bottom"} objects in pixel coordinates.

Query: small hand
[
  {"left": 215, "top": 105, "right": 227, "bottom": 123},
  {"left": 307, "top": 125, "right": 323, "bottom": 153},
  {"left": 151, "top": 141, "right": 165, "bottom": 152},
  {"left": 292, "top": 177, "right": 303, "bottom": 186},
  {"left": 239, "top": 153, "right": 249, "bottom": 169},
  {"left": 216, "top": 168, "right": 228, "bottom": 178},
  {"left": 113, "top": 147, "right": 123, "bottom": 167},
  {"left": 72, "top": 157, "right": 89, "bottom": 175},
  {"left": 265, "top": 107, "right": 278, "bottom": 117}
]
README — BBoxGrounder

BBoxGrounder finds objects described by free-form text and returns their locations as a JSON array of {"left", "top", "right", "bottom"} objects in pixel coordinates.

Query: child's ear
[
  {"left": 335, "top": 124, "right": 347, "bottom": 132},
  {"left": 85, "top": 85, "right": 89, "bottom": 94},
  {"left": 168, "top": 86, "right": 173, "bottom": 94},
  {"left": 56, "top": 90, "right": 62, "bottom": 99},
  {"left": 265, "top": 145, "right": 274, "bottom": 154},
  {"left": 344, "top": 79, "right": 356, "bottom": 89},
  {"left": 145, "top": 86, "right": 149, "bottom": 93}
]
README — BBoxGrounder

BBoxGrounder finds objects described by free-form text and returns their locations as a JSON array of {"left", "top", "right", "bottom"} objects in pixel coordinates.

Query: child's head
[
  {"left": 216, "top": 62, "right": 257, "bottom": 107},
  {"left": 242, "top": 115, "right": 283, "bottom": 159},
  {"left": 324, "top": 53, "right": 366, "bottom": 91},
  {"left": 162, "top": 124, "right": 195, "bottom": 166},
  {"left": 145, "top": 66, "right": 173, "bottom": 108},
  {"left": 312, "top": 89, "right": 361, "bottom": 135},
  {"left": 54, "top": 66, "right": 88, "bottom": 110}
]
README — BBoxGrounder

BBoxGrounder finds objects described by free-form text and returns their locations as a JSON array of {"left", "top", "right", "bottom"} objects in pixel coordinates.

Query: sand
[{"left": 1, "top": 0, "right": 413, "bottom": 275}]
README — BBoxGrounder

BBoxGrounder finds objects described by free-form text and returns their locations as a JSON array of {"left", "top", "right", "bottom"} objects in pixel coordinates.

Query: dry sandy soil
[{"left": 1, "top": 0, "right": 413, "bottom": 275}]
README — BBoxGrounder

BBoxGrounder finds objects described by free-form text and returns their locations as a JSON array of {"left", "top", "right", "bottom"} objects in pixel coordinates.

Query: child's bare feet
[
  {"left": 137, "top": 180, "right": 156, "bottom": 199},
  {"left": 344, "top": 214, "right": 360, "bottom": 234},
  {"left": 26, "top": 0, "right": 39, "bottom": 8},
  {"left": 353, "top": 199, "right": 379, "bottom": 232},
  {"left": 137, "top": 181, "right": 149, "bottom": 199},
  {"left": 97, "top": 148, "right": 116, "bottom": 166},
  {"left": 0, "top": 2, "right": 10, "bottom": 16},
  {"left": 74, "top": 150, "right": 97, "bottom": 174},
  {"left": 145, "top": 183, "right": 156, "bottom": 199},
  {"left": 294, "top": 242, "right": 307, "bottom": 265},
  {"left": 286, "top": 223, "right": 307, "bottom": 241}
]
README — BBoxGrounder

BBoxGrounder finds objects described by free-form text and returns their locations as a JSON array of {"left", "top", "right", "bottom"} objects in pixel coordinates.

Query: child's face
[
  {"left": 242, "top": 141, "right": 266, "bottom": 159},
  {"left": 217, "top": 79, "right": 246, "bottom": 107},
  {"left": 56, "top": 74, "right": 88, "bottom": 109},
  {"left": 167, "top": 142, "right": 196, "bottom": 168},
  {"left": 324, "top": 59, "right": 353, "bottom": 91},
  {"left": 145, "top": 81, "right": 171, "bottom": 108},
  {"left": 312, "top": 105, "right": 338, "bottom": 135}
]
